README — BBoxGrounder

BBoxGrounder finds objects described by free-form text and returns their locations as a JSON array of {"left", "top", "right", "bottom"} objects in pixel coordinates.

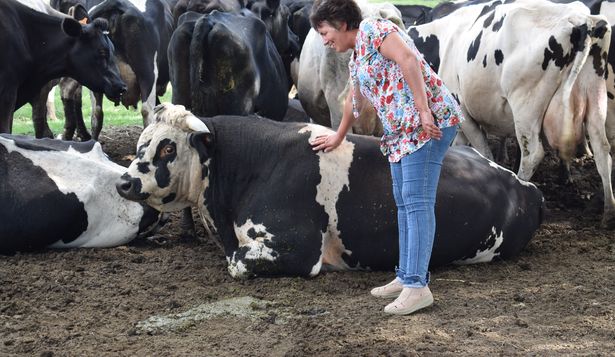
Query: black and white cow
[
  {"left": 0, "top": 134, "right": 161, "bottom": 254},
  {"left": 0, "top": 0, "right": 126, "bottom": 135},
  {"left": 116, "top": 104, "right": 544, "bottom": 278},
  {"left": 169, "top": 10, "right": 288, "bottom": 120},
  {"left": 408, "top": 0, "right": 615, "bottom": 228}
]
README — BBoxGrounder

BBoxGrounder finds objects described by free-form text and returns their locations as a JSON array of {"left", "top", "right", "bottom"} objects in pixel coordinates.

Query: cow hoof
[
  {"left": 180, "top": 229, "right": 196, "bottom": 242},
  {"left": 601, "top": 215, "right": 615, "bottom": 230},
  {"left": 146, "top": 235, "right": 171, "bottom": 245}
]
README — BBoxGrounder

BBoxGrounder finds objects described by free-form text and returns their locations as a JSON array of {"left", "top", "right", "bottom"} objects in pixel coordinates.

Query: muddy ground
[{"left": 1, "top": 125, "right": 614, "bottom": 356}]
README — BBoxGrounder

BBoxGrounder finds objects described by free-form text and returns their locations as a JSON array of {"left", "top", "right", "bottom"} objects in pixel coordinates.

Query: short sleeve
[{"left": 361, "top": 18, "right": 399, "bottom": 54}]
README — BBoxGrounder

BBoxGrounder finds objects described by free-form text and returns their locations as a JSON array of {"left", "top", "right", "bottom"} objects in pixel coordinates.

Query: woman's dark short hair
[{"left": 310, "top": 0, "right": 362, "bottom": 30}]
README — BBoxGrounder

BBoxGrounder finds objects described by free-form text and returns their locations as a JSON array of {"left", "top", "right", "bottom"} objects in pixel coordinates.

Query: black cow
[
  {"left": 247, "top": 0, "right": 300, "bottom": 89},
  {"left": 116, "top": 104, "right": 544, "bottom": 278},
  {"left": 0, "top": 0, "right": 125, "bottom": 135},
  {"left": 169, "top": 10, "right": 288, "bottom": 119},
  {"left": 51, "top": 0, "right": 175, "bottom": 141},
  {"left": 0, "top": 134, "right": 161, "bottom": 254},
  {"left": 172, "top": 0, "right": 242, "bottom": 22},
  {"left": 395, "top": 4, "right": 432, "bottom": 26},
  {"left": 173, "top": 0, "right": 299, "bottom": 90},
  {"left": 282, "top": 0, "right": 311, "bottom": 49}
]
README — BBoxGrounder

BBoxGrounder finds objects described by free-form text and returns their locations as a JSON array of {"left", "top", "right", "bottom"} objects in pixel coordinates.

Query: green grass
[{"left": 12, "top": 88, "right": 172, "bottom": 136}]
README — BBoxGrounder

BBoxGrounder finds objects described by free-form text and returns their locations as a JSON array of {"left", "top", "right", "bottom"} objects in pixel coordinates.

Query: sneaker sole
[
  {"left": 370, "top": 290, "right": 403, "bottom": 299},
  {"left": 384, "top": 295, "right": 434, "bottom": 315}
]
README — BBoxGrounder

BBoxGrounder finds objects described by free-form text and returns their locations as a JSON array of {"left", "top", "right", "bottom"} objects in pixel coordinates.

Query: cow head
[
  {"left": 64, "top": 16, "right": 126, "bottom": 103},
  {"left": 248, "top": 0, "right": 300, "bottom": 58},
  {"left": 116, "top": 104, "right": 214, "bottom": 212}
]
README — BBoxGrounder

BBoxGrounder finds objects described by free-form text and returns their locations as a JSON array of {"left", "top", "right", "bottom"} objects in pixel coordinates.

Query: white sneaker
[
  {"left": 370, "top": 278, "right": 403, "bottom": 298},
  {"left": 384, "top": 286, "right": 434, "bottom": 315}
]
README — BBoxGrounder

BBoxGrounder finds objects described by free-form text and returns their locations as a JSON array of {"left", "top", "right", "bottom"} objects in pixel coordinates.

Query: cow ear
[
  {"left": 61, "top": 17, "right": 83, "bottom": 38},
  {"left": 189, "top": 132, "right": 214, "bottom": 163},
  {"left": 68, "top": 4, "right": 90, "bottom": 25}
]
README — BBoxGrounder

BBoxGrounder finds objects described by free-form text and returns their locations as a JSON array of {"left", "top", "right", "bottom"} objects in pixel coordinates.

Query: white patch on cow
[
  {"left": 196, "top": 159, "right": 216, "bottom": 237},
  {"left": 227, "top": 256, "right": 248, "bottom": 278},
  {"left": 454, "top": 227, "right": 504, "bottom": 265},
  {"left": 130, "top": 0, "right": 147, "bottom": 12},
  {"left": 298, "top": 124, "right": 355, "bottom": 276},
  {"left": 142, "top": 51, "right": 159, "bottom": 126},
  {"left": 17, "top": 0, "right": 66, "bottom": 17},
  {"left": 226, "top": 219, "right": 278, "bottom": 278},
  {"left": 467, "top": 147, "right": 536, "bottom": 188},
  {"left": 1, "top": 137, "right": 144, "bottom": 248}
]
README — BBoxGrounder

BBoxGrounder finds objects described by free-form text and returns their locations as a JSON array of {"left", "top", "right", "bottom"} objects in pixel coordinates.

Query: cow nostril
[
  {"left": 116, "top": 179, "right": 133, "bottom": 196},
  {"left": 119, "top": 180, "right": 132, "bottom": 192}
]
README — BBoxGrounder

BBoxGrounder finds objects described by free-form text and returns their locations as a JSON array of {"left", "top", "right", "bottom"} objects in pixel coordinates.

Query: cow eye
[{"left": 161, "top": 144, "right": 175, "bottom": 157}]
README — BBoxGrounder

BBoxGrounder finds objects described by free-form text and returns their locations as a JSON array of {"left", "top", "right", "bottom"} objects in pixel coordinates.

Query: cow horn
[{"left": 186, "top": 116, "right": 210, "bottom": 133}]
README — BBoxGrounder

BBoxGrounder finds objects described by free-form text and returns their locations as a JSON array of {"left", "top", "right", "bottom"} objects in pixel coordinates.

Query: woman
[{"left": 309, "top": 0, "right": 464, "bottom": 315}]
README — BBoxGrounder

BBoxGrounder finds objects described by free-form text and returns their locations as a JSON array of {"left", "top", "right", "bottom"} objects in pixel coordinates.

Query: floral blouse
[{"left": 349, "top": 18, "right": 464, "bottom": 162}]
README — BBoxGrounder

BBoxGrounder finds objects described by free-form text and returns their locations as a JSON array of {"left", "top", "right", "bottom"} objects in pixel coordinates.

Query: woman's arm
[
  {"left": 379, "top": 31, "right": 441, "bottom": 140},
  {"left": 310, "top": 87, "right": 357, "bottom": 152}
]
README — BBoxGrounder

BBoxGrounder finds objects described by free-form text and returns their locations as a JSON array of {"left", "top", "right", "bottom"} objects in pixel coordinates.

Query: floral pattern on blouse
[{"left": 349, "top": 18, "right": 465, "bottom": 162}]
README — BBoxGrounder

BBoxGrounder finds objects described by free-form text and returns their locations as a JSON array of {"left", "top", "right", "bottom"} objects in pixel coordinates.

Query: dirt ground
[{"left": 1, "top": 126, "right": 614, "bottom": 356}]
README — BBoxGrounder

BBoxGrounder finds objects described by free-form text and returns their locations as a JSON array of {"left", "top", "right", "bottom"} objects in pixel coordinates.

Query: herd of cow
[{"left": 0, "top": 0, "right": 612, "bottom": 279}]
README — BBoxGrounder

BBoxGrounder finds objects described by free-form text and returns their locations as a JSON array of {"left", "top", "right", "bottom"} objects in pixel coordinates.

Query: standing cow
[
  {"left": 0, "top": 0, "right": 126, "bottom": 135},
  {"left": 169, "top": 10, "right": 288, "bottom": 120},
  {"left": 45, "top": 0, "right": 175, "bottom": 141},
  {"left": 409, "top": 0, "right": 615, "bottom": 228},
  {"left": 0, "top": 135, "right": 161, "bottom": 254},
  {"left": 116, "top": 104, "right": 544, "bottom": 278}
]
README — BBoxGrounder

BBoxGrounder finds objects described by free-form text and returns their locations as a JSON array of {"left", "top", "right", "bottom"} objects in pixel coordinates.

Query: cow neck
[
  {"left": 22, "top": 13, "right": 77, "bottom": 94},
  {"left": 205, "top": 118, "right": 270, "bottom": 218}
]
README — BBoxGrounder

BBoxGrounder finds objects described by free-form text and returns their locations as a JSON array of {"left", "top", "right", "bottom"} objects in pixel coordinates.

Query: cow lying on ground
[
  {"left": 408, "top": 0, "right": 615, "bottom": 228},
  {"left": 116, "top": 104, "right": 544, "bottom": 278},
  {"left": 0, "top": 135, "right": 161, "bottom": 254}
]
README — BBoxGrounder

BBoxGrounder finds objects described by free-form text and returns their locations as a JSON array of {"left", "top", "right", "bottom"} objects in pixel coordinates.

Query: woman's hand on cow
[
  {"left": 311, "top": 133, "right": 343, "bottom": 152},
  {"left": 420, "top": 110, "right": 442, "bottom": 140}
]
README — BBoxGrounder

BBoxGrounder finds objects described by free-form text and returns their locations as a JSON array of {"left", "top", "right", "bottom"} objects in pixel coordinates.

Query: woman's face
[{"left": 316, "top": 21, "right": 350, "bottom": 52}]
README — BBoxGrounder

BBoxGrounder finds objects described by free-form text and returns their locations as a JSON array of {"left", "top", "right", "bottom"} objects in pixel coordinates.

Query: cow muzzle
[
  {"left": 105, "top": 81, "right": 127, "bottom": 104},
  {"left": 116, "top": 173, "right": 150, "bottom": 201}
]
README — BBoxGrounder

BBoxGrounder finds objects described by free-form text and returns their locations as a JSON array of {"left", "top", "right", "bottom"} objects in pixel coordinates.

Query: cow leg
[
  {"left": 90, "top": 91, "right": 104, "bottom": 141},
  {"left": 180, "top": 207, "right": 196, "bottom": 240},
  {"left": 586, "top": 112, "right": 615, "bottom": 229},
  {"left": 513, "top": 117, "right": 545, "bottom": 181},
  {"left": 30, "top": 82, "right": 55, "bottom": 138},
  {"left": 60, "top": 78, "right": 91, "bottom": 141},
  {"left": 223, "top": 216, "right": 323, "bottom": 278},
  {"left": 0, "top": 90, "right": 17, "bottom": 133},
  {"left": 459, "top": 116, "right": 494, "bottom": 160},
  {"left": 138, "top": 53, "right": 158, "bottom": 128},
  {"left": 47, "top": 85, "right": 58, "bottom": 121}
]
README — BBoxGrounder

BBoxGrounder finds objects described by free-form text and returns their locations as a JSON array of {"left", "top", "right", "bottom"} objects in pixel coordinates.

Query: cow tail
[
  {"left": 558, "top": 26, "right": 593, "bottom": 161},
  {"left": 190, "top": 17, "right": 213, "bottom": 109}
]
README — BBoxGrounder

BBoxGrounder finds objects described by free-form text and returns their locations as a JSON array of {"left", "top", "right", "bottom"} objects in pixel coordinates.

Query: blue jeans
[{"left": 390, "top": 126, "right": 457, "bottom": 288}]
